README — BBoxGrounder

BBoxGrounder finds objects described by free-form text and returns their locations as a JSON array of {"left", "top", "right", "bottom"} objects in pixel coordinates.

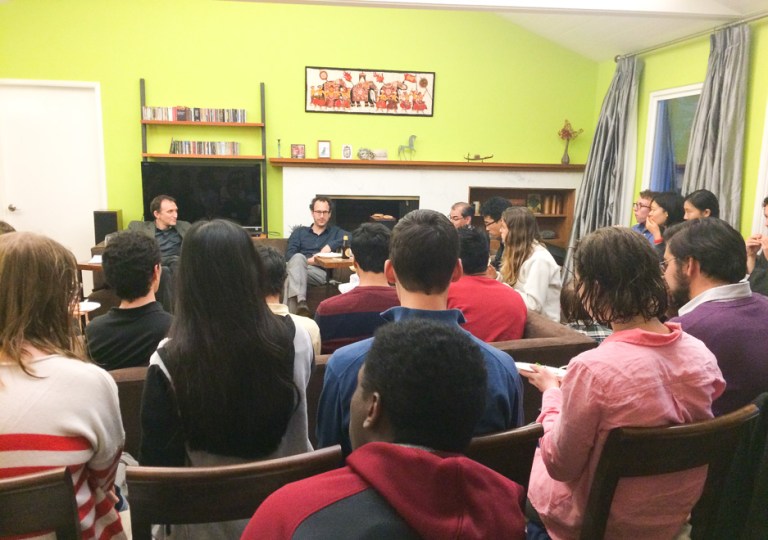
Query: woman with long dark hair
[
  {"left": 498, "top": 206, "right": 561, "bottom": 322},
  {"left": 646, "top": 191, "right": 685, "bottom": 258},
  {"left": 522, "top": 227, "right": 724, "bottom": 539},
  {"left": 683, "top": 189, "right": 720, "bottom": 220},
  {"left": 140, "top": 220, "right": 313, "bottom": 537}
]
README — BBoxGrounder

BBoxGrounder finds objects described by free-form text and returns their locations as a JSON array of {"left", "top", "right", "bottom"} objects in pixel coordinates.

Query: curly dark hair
[
  {"left": 573, "top": 227, "right": 667, "bottom": 325},
  {"left": 361, "top": 319, "right": 487, "bottom": 453},
  {"left": 479, "top": 196, "right": 512, "bottom": 221},
  {"left": 102, "top": 231, "right": 160, "bottom": 301}
]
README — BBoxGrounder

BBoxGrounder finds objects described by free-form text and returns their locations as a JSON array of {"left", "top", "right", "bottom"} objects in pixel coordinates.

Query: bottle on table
[{"left": 341, "top": 235, "right": 350, "bottom": 259}]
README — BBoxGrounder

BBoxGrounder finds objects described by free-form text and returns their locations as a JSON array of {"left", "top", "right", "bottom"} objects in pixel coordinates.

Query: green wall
[{"left": 0, "top": 0, "right": 598, "bottom": 235}]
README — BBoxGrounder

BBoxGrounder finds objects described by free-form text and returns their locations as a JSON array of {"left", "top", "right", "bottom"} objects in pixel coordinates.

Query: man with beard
[{"left": 663, "top": 218, "right": 768, "bottom": 416}]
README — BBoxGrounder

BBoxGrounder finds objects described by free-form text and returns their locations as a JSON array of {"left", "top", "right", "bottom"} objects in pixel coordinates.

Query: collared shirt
[
  {"left": 677, "top": 281, "right": 752, "bottom": 316},
  {"left": 632, "top": 222, "right": 654, "bottom": 244},
  {"left": 286, "top": 225, "right": 347, "bottom": 260},
  {"left": 154, "top": 226, "right": 182, "bottom": 261}
]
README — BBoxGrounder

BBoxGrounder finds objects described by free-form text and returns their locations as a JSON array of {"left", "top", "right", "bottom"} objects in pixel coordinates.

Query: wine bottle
[{"left": 341, "top": 235, "right": 350, "bottom": 259}]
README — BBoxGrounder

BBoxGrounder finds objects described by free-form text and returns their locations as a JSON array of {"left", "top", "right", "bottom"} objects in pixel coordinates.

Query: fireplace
[{"left": 324, "top": 195, "right": 419, "bottom": 232}]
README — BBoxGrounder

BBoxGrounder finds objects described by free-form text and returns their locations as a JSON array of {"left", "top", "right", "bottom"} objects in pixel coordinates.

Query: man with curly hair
[{"left": 86, "top": 231, "right": 172, "bottom": 370}]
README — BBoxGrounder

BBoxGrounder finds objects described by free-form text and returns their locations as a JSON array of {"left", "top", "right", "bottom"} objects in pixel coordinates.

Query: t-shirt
[{"left": 448, "top": 275, "right": 526, "bottom": 342}]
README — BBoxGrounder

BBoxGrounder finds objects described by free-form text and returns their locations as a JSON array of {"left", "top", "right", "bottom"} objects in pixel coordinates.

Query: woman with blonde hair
[
  {"left": 0, "top": 232, "right": 126, "bottom": 539},
  {"left": 498, "top": 206, "right": 561, "bottom": 321}
]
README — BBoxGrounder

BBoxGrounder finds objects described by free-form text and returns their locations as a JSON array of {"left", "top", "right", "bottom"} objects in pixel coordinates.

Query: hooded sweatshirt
[{"left": 241, "top": 442, "right": 526, "bottom": 539}]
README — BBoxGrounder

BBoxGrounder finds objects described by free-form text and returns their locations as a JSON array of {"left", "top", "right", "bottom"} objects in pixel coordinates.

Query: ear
[
  {"left": 363, "top": 391, "right": 383, "bottom": 430},
  {"left": 702, "top": 209, "right": 711, "bottom": 218},
  {"left": 450, "top": 259, "right": 463, "bottom": 283},
  {"left": 151, "top": 264, "right": 162, "bottom": 290},
  {"left": 683, "top": 257, "right": 699, "bottom": 279},
  {"left": 384, "top": 259, "right": 397, "bottom": 286}
]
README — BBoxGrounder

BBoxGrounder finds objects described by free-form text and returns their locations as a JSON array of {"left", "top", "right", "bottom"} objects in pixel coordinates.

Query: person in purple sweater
[{"left": 664, "top": 218, "right": 768, "bottom": 415}]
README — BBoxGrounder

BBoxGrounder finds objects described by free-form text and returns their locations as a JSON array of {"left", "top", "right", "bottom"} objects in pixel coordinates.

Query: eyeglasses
[
  {"left": 483, "top": 218, "right": 499, "bottom": 227},
  {"left": 313, "top": 210, "right": 330, "bottom": 216},
  {"left": 633, "top": 202, "right": 650, "bottom": 210},
  {"left": 659, "top": 258, "right": 675, "bottom": 272}
]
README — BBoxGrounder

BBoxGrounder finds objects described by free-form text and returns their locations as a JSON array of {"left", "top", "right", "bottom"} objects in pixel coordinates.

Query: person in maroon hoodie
[{"left": 241, "top": 319, "right": 526, "bottom": 540}]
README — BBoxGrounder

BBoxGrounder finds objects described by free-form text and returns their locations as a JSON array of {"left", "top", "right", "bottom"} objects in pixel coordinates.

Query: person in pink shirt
[{"left": 522, "top": 226, "right": 725, "bottom": 540}]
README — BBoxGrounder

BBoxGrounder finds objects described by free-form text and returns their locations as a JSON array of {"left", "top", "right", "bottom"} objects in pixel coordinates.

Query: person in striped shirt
[{"left": 0, "top": 231, "right": 126, "bottom": 540}]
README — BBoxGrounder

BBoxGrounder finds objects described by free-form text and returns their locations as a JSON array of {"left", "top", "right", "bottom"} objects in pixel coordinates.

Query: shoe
[{"left": 296, "top": 300, "right": 311, "bottom": 317}]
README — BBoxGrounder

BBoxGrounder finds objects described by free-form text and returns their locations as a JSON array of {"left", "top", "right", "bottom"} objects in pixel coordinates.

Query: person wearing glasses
[
  {"left": 448, "top": 201, "right": 473, "bottom": 228},
  {"left": 286, "top": 196, "right": 348, "bottom": 316},
  {"left": 480, "top": 196, "right": 513, "bottom": 270},
  {"left": 631, "top": 189, "right": 655, "bottom": 244}
]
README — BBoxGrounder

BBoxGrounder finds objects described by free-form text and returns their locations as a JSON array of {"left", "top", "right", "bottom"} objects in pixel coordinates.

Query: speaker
[{"left": 93, "top": 210, "right": 123, "bottom": 245}]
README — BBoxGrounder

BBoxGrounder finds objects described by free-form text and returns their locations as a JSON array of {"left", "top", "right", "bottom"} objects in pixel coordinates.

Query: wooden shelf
[
  {"left": 269, "top": 158, "right": 585, "bottom": 172},
  {"left": 142, "top": 120, "right": 264, "bottom": 127},
  {"left": 142, "top": 153, "right": 265, "bottom": 160}
]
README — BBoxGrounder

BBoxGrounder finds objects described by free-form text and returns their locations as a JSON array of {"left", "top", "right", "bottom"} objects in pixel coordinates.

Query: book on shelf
[
  {"left": 168, "top": 138, "right": 240, "bottom": 156},
  {"left": 142, "top": 106, "right": 247, "bottom": 123}
]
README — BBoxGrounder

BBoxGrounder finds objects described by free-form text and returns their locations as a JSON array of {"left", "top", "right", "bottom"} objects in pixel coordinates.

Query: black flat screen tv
[{"left": 140, "top": 161, "right": 262, "bottom": 227}]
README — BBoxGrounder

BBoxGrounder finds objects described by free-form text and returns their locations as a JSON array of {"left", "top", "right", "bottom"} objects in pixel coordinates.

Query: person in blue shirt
[
  {"left": 316, "top": 208, "right": 524, "bottom": 455},
  {"left": 285, "top": 196, "right": 347, "bottom": 316},
  {"left": 631, "top": 189, "right": 655, "bottom": 244}
]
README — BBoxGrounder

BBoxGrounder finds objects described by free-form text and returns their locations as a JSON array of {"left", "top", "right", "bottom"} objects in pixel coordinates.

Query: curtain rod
[{"left": 615, "top": 10, "right": 768, "bottom": 62}]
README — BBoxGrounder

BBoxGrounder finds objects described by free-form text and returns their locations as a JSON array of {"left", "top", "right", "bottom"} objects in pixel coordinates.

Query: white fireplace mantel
[{"left": 271, "top": 159, "right": 584, "bottom": 233}]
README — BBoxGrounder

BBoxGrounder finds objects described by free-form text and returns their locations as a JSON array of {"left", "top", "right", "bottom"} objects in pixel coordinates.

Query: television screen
[{"left": 140, "top": 161, "right": 262, "bottom": 227}]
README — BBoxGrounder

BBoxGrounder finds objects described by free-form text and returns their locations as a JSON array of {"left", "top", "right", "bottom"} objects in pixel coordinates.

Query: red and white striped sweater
[{"left": 0, "top": 353, "right": 126, "bottom": 540}]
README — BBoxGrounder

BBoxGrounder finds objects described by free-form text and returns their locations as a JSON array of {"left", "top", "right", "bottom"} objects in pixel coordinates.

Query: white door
[{"left": 0, "top": 80, "right": 107, "bottom": 270}]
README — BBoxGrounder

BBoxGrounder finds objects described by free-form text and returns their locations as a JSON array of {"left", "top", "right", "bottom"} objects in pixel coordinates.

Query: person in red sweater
[
  {"left": 242, "top": 319, "right": 526, "bottom": 539},
  {"left": 448, "top": 226, "right": 526, "bottom": 341}
]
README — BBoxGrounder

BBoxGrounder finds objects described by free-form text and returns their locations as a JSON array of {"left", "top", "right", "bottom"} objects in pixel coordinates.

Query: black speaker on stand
[{"left": 93, "top": 210, "right": 123, "bottom": 245}]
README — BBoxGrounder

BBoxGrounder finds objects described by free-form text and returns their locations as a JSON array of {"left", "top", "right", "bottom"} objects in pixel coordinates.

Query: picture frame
[
  {"left": 290, "top": 144, "right": 305, "bottom": 159},
  {"left": 317, "top": 140, "right": 331, "bottom": 159},
  {"left": 527, "top": 193, "right": 542, "bottom": 214},
  {"left": 341, "top": 144, "right": 353, "bottom": 160},
  {"left": 306, "top": 66, "right": 435, "bottom": 117}
]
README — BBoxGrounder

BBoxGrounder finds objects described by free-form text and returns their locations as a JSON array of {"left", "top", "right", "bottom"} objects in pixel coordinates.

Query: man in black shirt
[{"left": 86, "top": 232, "right": 172, "bottom": 370}]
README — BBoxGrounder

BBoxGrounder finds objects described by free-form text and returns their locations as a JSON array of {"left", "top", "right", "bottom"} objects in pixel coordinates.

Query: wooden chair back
[
  {"left": 466, "top": 423, "right": 543, "bottom": 488},
  {"left": 109, "top": 365, "right": 148, "bottom": 458},
  {"left": 580, "top": 403, "right": 760, "bottom": 540},
  {"left": 0, "top": 467, "right": 81, "bottom": 540},
  {"left": 126, "top": 445, "right": 343, "bottom": 540}
]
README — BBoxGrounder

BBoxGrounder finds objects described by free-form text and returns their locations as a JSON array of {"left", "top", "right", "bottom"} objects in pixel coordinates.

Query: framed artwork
[
  {"left": 317, "top": 140, "right": 331, "bottom": 159},
  {"left": 290, "top": 144, "right": 305, "bottom": 159},
  {"left": 341, "top": 144, "right": 353, "bottom": 160},
  {"left": 527, "top": 193, "right": 542, "bottom": 214},
  {"left": 306, "top": 66, "right": 435, "bottom": 117}
]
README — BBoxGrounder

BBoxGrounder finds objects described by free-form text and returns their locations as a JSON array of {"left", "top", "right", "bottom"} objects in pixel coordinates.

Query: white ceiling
[{"left": 248, "top": 0, "right": 768, "bottom": 61}]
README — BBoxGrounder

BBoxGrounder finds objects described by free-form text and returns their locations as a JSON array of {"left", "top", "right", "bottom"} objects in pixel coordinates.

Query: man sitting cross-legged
[
  {"left": 316, "top": 209, "right": 524, "bottom": 455},
  {"left": 86, "top": 231, "right": 172, "bottom": 370},
  {"left": 242, "top": 319, "right": 526, "bottom": 540},
  {"left": 664, "top": 218, "right": 768, "bottom": 415},
  {"left": 314, "top": 222, "right": 400, "bottom": 354},
  {"left": 448, "top": 226, "right": 527, "bottom": 342},
  {"left": 257, "top": 244, "right": 322, "bottom": 357}
]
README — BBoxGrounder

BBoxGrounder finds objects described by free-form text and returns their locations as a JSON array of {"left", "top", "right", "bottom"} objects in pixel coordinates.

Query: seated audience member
[
  {"left": 314, "top": 223, "right": 399, "bottom": 354},
  {"left": 243, "top": 319, "right": 526, "bottom": 540},
  {"left": 0, "top": 220, "right": 15, "bottom": 234},
  {"left": 86, "top": 231, "right": 172, "bottom": 370},
  {"left": 128, "top": 194, "right": 192, "bottom": 311},
  {"left": 448, "top": 201, "right": 474, "bottom": 228},
  {"left": 448, "top": 226, "right": 526, "bottom": 341},
  {"left": 645, "top": 191, "right": 685, "bottom": 259},
  {"left": 140, "top": 220, "right": 313, "bottom": 538},
  {"left": 257, "top": 244, "right": 321, "bottom": 356},
  {"left": 683, "top": 189, "right": 720, "bottom": 219},
  {"left": 523, "top": 226, "right": 724, "bottom": 539},
  {"left": 631, "top": 189, "right": 655, "bottom": 243},
  {"left": 498, "top": 206, "right": 561, "bottom": 322},
  {"left": 317, "top": 209, "right": 523, "bottom": 455},
  {"left": 285, "top": 196, "right": 347, "bottom": 316},
  {"left": 664, "top": 218, "right": 768, "bottom": 415},
  {"left": 480, "top": 196, "right": 513, "bottom": 270},
  {"left": 746, "top": 195, "right": 768, "bottom": 296},
  {"left": 0, "top": 232, "right": 125, "bottom": 539},
  {"left": 560, "top": 283, "right": 611, "bottom": 344}
]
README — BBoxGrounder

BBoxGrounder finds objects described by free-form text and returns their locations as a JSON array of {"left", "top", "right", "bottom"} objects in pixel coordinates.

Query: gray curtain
[
  {"left": 682, "top": 24, "right": 750, "bottom": 226},
  {"left": 563, "top": 56, "right": 643, "bottom": 275}
]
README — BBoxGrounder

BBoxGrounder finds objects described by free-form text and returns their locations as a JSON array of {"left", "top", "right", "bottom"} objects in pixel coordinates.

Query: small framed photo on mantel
[
  {"left": 291, "top": 144, "right": 305, "bottom": 159},
  {"left": 341, "top": 144, "right": 353, "bottom": 160},
  {"left": 317, "top": 140, "right": 331, "bottom": 159}
]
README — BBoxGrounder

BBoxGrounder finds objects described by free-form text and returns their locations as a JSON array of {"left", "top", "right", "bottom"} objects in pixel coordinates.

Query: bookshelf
[{"left": 139, "top": 78, "right": 269, "bottom": 227}]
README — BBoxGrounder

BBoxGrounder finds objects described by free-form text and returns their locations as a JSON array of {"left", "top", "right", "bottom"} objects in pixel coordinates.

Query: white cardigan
[{"left": 504, "top": 242, "right": 562, "bottom": 322}]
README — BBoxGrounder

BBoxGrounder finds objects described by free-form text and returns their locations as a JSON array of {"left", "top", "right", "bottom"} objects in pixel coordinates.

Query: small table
[
  {"left": 77, "top": 261, "right": 103, "bottom": 300},
  {"left": 313, "top": 256, "right": 354, "bottom": 270}
]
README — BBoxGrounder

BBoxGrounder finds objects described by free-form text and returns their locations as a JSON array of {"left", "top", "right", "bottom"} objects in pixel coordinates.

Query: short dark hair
[
  {"left": 664, "top": 218, "right": 746, "bottom": 284},
  {"left": 651, "top": 192, "right": 685, "bottom": 226},
  {"left": 389, "top": 209, "right": 458, "bottom": 294},
  {"left": 150, "top": 195, "right": 176, "bottom": 215},
  {"left": 362, "top": 319, "right": 487, "bottom": 453},
  {"left": 457, "top": 226, "right": 490, "bottom": 275},
  {"left": 451, "top": 202, "right": 474, "bottom": 218},
  {"left": 256, "top": 245, "right": 287, "bottom": 297},
  {"left": 351, "top": 223, "right": 390, "bottom": 273},
  {"left": 684, "top": 189, "right": 720, "bottom": 218},
  {"left": 573, "top": 227, "right": 667, "bottom": 325},
  {"left": 309, "top": 196, "right": 332, "bottom": 212},
  {"left": 480, "top": 196, "right": 512, "bottom": 221},
  {"left": 102, "top": 231, "right": 160, "bottom": 301},
  {"left": 0, "top": 221, "right": 15, "bottom": 235},
  {"left": 638, "top": 189, "right": 655, "bottom": 200}
]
